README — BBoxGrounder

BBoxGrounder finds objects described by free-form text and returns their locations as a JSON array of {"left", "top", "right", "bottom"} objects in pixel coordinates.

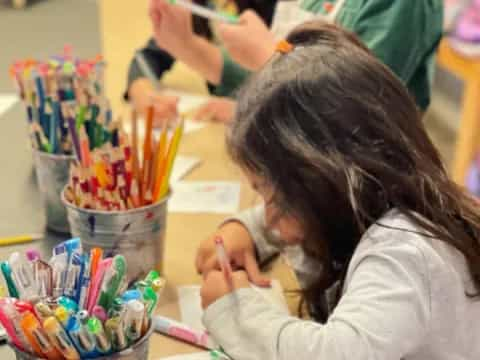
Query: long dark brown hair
[{"left": 227, "top": 21, "right": 480, "bottom": 321}]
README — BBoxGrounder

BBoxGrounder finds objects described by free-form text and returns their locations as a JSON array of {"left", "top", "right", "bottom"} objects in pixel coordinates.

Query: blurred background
[{"left": 0, "top": 0, "right": 479, "bottom": 218}]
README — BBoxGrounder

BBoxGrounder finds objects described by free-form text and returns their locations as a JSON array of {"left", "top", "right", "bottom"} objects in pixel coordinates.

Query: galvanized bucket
[
  {"left": 62, "top": 188, "right": 169, "bottom": 282},
  {"left": 12, "top": 321, "right": 154, "bottom": 360},
  {"left": 33, "top": 150, "right": 75, "bottom": 234}
]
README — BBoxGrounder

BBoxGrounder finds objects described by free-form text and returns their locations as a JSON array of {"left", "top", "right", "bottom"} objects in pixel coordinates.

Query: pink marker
[
  {"left": 92, "top": 305, "right": 107, "bottom": 322},
  {"left": 214, "top": 236, "right": 233, "bottom": 286},
  {"left": 86, "top": 258, "right": 112, "bottom": 313},
  {"left": 153, "top": 315, "right": 216, "bottom": 350}
]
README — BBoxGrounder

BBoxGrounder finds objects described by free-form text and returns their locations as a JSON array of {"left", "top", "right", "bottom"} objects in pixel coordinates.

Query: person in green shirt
[{"left": 150, "top": 0, "right": 443, "bottom": 119}]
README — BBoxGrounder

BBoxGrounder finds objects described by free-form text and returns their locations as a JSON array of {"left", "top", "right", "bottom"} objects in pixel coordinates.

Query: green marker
[
  {"left": 168, "top": 0, "right": 239, "bottom": 24},
  {"left": 0, "top": 262, "right": 18, "bottom": 298},
  {"left": 142, "top": 286, "right": 158, "bottom": 317},
  {"left": 87, "top": 317, "right": 111, "bottom": 354},
  {"left": 98, "top": 255, "right": 127, "bottom": 311}
]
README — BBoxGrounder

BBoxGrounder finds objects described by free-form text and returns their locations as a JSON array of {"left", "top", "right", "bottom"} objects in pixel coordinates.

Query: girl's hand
[
  {"left": 195, "top": 222, "right": 271, "bottom": 287},
  {"left": 192, "top": 97, "right": 236, "bottom": 123},
  {"left": 149, "top": 0, "right": 196, "bottom": 57},
  {"left": 200, "top": 270, "right": 250, "bottom": 309},
  {"left": 217, "top": 10, "right": 276, "bottom": 71}
]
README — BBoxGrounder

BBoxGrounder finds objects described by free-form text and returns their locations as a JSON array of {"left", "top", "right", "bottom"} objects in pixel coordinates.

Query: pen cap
[
  {"left": 142, "top": 286, "right": 158, "bottom": 316},
  {"left": 152, "top": 278, "right": 166, "bottom": 294},
  {"left": 35, "top": 302, "right": 54, "bottom": 321},
  {"left": 54, "top": 306, "right": 70, "bottom": 325},
  {"left": 58, "top": 296, "right": 79, "bottom": 313},
  {"left": 144, "top": 270, "right": 160, "bottom": 284},
  {"left": 65, "top": 237, "right": 81, "bottom": 254},
  {"left": 15, "top": 300, "right": 35, "bottom": 315},
  {"left": 77, "top": 310, "right": 89, "bottom": 324},
  {"left": 125, "top": 300, "right": 145, "bottom": 341},
  {"left": 26, "top": 249, "right": 41, "bottom": 262},
  {"left": 122, "top": 289, "right": 142, "bottom": 302},
  {"left": 92, "top": 305, "right": 107, "bottom": 322}
]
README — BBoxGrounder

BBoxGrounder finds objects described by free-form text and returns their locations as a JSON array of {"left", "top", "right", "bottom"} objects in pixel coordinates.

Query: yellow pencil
[
  {"left": 157, "top": 118, "right": 184, "bottom": 200},
  {"left": 0, "top": 234, "right": 43, "bottom": 246},
  {"left": 151, "top": 121, "right": 169, "bottom": 196}
]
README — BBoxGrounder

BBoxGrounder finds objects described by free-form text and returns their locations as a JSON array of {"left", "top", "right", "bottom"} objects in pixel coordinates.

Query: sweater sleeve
[
  {"left": 211, "top": 49, "right": 251, "bottom": 98},
  {"left": 203, "top": 237, "right": 431, "bottom": 360},
  {"left": 339, "top": 0, "right": 443, "bottom": 109},
  {"left": 224, "top": 205, "right": 281, "bottom": 264}
]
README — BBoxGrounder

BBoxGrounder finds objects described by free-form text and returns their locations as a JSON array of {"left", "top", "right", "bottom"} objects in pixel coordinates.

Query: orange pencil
[
  {"left": 79, "top": 127, "right": 91, "bottom": 167},
  {"left": 131, "top": 109, "right": 140, "bottom": 183},
  {"left": 141, "top": 105, "right": 154, "bottom": 203}
]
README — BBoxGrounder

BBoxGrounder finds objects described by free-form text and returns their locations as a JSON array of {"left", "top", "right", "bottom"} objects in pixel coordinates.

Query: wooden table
[
  {"left": 99, "top": 1, "right": 301, "bottom": 358},
  {"left": 437, "top": 39, "right": 480, "bottom": 185}
]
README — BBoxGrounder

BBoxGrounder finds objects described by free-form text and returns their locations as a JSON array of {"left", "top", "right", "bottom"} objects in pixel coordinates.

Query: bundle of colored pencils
[
  {"left": 9, "top": 47, "right": 113, "bottom": 155},
  {"left": 64, "top": 106, "right": 184, "bottom": 210}
]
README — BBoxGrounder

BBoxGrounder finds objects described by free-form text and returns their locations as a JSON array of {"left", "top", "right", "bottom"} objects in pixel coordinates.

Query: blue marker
[{"left": 66, "top": 316, "right": 97, "bottom": 357}]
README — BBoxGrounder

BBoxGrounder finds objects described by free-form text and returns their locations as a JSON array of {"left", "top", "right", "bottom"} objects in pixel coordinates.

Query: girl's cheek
[{"left": 275, "top": 217, "right": 304, "bottom": 245}]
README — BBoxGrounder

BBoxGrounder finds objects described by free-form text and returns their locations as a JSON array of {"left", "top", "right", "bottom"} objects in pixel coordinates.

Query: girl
[
  {"left": 150, "top": 0, "right": 443, "bottom": 122},
  {"left": 128, "top": 0, "right": 277, "bottom": 125},
  {"left": 196, "top": 22, "right": 480, "bottom": 359}
]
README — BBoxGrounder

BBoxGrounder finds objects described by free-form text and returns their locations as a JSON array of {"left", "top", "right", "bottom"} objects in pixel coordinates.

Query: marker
[
  {"left": 34, "top": 302, "right": 54, "bottom": 322},
  {"left": 97, "top": 255, "right": 126, "bottom": 311},
  {"left": 0, "top": 298, "right": 32, "bottom": 352},
  {"left": 168, "top": 0, "right": 239, "bottom": 24},
  {"left": 20, "top": 312, "right": 61, "bottom": 360},
  {"left": 86, "top": 258, "right": 112, "bottom": 313},
  {"left": 153, "top": 315, "right": 216, "bottom": 350},
  {"left": 28, "top": 251, "right": 52, "bottom": 299},
  {"left": 214, "top": 237, "right": 233, "bottom": 286},
  {"left": 9, "top": 252, "right": 38, "bottom": 301},
  {"left": 105, "top": 317, "right": 127, "bottom": 351},
  {"left": 124, "top": 300, "right": 144, "bottom": 343},
  {"left": 87, "top": 316, "right": 111, "bottom": 354},
  {"left": 92, "top": 305, "right": 107, "bottom": 322},
  {"left": 43, "top": 316, "right": 80, "bottom": 360},
  {"left": 54, "top": 306, "right": 70, "bottom": 327},
  {"left": 65, "top": 316, "right": 96, "bottom": 357},
  {"left": 0, "top": 261, "right": 19, "bottom": 298}
]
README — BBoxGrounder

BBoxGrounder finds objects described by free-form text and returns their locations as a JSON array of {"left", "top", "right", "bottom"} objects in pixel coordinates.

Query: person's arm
[
  {"left": 125, "top": 38, "right": 175, "bottom": 100},
  {"left": 339, "top": 0, "right": 443, "bottom": 109},
  {"left": 203, "top": 236, "right": 432, "bottom": 360}
]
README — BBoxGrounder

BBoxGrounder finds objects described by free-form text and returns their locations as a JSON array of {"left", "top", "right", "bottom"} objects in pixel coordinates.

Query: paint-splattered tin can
[
  {"left": 61, "top": 188, "right": 169, "bottom": 282},
  {"left": 33, "top": 150, "right": 75, "bottom": 234}
]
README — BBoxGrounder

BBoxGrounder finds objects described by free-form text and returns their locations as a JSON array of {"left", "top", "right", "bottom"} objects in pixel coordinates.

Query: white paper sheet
[
  {"left": 168, "top": 181, "right": 240, "bottom": 214},
  {"left": 156, "top": 353, "right": 211, "bottom": 360},
  {"left": 171, "top": 155, "right": 201, "bottom": 183},
  {"left": 177, "top": 280, "right": 289, "bottom": 333},
  {"left": 0, "top": 93, "right": 18, "bottom": 118}
]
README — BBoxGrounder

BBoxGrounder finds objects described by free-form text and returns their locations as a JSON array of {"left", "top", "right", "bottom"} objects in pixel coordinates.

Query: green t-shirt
[{"left": 214, "top": 0, "right": 444, "bottom": 111}]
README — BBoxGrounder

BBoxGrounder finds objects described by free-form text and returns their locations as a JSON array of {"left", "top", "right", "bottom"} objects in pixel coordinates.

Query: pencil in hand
[{"left": 214, "top": 236, "right": 233, "bottom": 286}]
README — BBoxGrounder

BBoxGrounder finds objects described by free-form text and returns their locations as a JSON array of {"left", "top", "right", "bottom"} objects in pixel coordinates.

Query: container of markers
[
  {"left": 0, "top": 237, "right": 165, "bottom": 360},
  {"left": 33, "top": 150, "right": 75, "bottom": 234},
  {"left": 62, "top": 191, "right": 170, "bottom": 282},
  {"left": 12, "top": 323, "right": 154, "bottom": 360}
]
